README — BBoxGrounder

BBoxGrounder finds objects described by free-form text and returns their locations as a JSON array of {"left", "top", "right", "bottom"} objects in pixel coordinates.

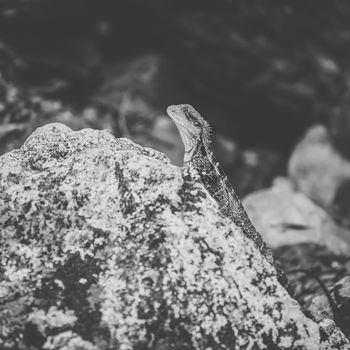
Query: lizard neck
[
  {"left": 186, "top": 137, "right": 240, "bottom": 222},
  {"left": 186, "top": 140, "right": 224, "bottom": 191},
  {"left": 185, "top": 137, "right": 212, "bottom": 170}
]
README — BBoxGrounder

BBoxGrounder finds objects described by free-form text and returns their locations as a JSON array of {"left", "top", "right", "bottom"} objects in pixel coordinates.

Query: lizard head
[{"left": 167, "top": 104, "right": 211, "bottom": 161}]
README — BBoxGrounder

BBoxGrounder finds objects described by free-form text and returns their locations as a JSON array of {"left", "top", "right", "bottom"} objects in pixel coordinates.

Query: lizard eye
[
  {"left": 186, "top": 114, "right": 201, "bottom": 127},
  {"left": 193, "top": 119, "right": 202, "bottom": 128},
  {"left": 182, "top": 107, "right": 202, "bottom": 129}
]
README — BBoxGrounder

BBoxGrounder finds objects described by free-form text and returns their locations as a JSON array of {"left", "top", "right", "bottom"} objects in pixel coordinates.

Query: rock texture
[{"left": 0, "top": 124, "right": 349, "bottom": 349}]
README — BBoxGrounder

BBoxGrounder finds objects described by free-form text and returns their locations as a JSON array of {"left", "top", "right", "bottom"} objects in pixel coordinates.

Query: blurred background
[
  {"left": 1, "top": 1, "right": 350, "bottom": 175},
  {"left": 1, "top": 0, "right": 350, "bottom": 333}
]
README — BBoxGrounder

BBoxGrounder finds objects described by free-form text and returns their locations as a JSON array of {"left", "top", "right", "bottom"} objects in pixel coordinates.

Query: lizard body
[
  {"left": 167, "top": 104, "right": 289, "bottom": 288},
  {"left": 167, "top": 104, "right": 348, "bottom": 342}
]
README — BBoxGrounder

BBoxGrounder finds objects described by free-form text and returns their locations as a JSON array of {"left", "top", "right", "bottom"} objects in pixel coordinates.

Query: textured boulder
[{"left": 0, "top": 124, "right": 349, "bottom": 349}]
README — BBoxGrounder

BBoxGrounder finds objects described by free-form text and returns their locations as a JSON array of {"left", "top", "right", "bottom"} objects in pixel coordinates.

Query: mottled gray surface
[{"left": 0, "top": 124, "right": 348, "bottom": 349}]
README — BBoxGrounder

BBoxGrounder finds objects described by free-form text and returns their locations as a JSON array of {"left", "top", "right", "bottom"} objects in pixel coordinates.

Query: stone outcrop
[{"left": 0, "top": 124, "right": 349, "bottom": 349}]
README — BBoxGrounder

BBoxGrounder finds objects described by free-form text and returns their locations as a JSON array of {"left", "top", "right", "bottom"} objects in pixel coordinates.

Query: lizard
[
  {"left": 167, "top": 105, "right": 350, "bottom": 342},
  {"left": 166, "top": 104, "right": 290, "bottom": 290}
]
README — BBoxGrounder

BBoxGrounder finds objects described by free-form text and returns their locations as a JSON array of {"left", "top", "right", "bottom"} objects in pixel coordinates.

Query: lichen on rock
[{"left": 0, "top": 123, "right": 349, "bottom": 349}]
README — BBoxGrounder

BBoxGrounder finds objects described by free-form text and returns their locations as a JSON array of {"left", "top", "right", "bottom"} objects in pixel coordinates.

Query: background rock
[
  {"left": 243, "top": 176, "right": 350, "bottom": 336},
  {"left": 288, "top": 125, "right": 350, "bottom": 209},
  {"left": 243, "top": 177, "right": 350, "bottom": 254},
  {"left": 275, "top": 244, "right": 350, "bottom": 328},
  {"left": 306, "top": 275, "right": 350, "bottom": 337},
  {"left": 330, "top": 179, "right": 350, "bottom": 229}
]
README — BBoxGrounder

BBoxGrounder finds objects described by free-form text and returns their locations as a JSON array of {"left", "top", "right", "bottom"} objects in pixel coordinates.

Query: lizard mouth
[
  {"left": 166, "top": 106, "right": 182, "bottom": 123},
  {"left": 166, "top": 105, "right": 193, "bottom": 133},
  {"left": 166, "top": 104, "right": 201, "bottom": 156}
]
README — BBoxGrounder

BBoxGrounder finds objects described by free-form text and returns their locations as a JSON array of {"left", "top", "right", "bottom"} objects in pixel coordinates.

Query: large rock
[{"left": 0, "top": 124, "right": 349, "bottom": 349}]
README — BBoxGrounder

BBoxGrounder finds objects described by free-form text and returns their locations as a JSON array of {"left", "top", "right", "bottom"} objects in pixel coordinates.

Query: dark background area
[{"left": 1, "top": 0, "right": 350, "bottom": 191}]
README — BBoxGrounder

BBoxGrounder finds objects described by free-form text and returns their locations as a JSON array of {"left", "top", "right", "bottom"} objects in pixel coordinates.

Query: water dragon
[
  {"left": 167, "top": 104, "right": 350, "bottom": 341},
  {"left": 167, "top": 104, "right": 290, "bottom": 289}
]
